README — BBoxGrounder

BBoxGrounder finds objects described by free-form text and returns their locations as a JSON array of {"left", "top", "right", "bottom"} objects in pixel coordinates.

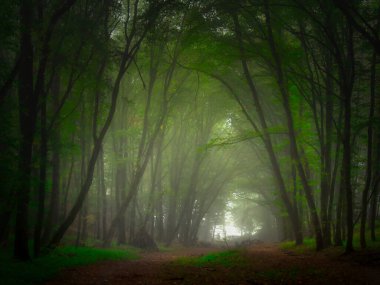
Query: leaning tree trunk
[
  {"left": 232, "top": 13, "right": 303, "bottom": 247},
  {"left": 48, "top": 67, "right": 124, "bottom": 247},
  {"left": 48, "top": 0, "right": 165, "bottom": 247},
  {"left": 263, "top": 1, "right": 324, "bottom": 250}
]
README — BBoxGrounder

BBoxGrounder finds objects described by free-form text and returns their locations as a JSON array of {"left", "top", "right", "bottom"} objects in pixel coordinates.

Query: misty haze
[{"left": 0, "top": 0, "right": 380, "bottom": 284}]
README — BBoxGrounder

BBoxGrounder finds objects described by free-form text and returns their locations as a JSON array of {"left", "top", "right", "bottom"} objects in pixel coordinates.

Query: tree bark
[
  {"left": 339, "top": 23, "right": 355, "bottom": 254},
  {"left": 42, "top": 73, "right": 61, "bottom": 244},
  {"left": 232, "top": 13, "right": 303, "bottom": 247},
  {"left": 33, "top": 90, "right": 47, "bottom": 257},
  {"left": 332, "top": 0, "right": 380, "bottom": 55},
  {"left": 48, "top": 0, "right": 163, "bottom": 246},
  {"left": 263, "top": 1, "right": 323, "bottom": 250},
  {"left": 359, "top": 50, "right": 376, "bottom": 248},
  {"left": 321, "top": 48, "right": 334, "bottom": 246},
  {"left": 14, "top": 0, "right": 35, "bottom": 260},
  {"left": 48, "top": 60, "right": 126, "bottom": 247},
  {"left": 99, "top": 147, "right": 107, "bottom": 241}
]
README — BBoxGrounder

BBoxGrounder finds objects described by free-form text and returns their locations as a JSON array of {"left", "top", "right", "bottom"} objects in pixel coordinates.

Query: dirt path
[
  {"left": 45, "top": 247, "right": 220, "bottom": 285},
  {"left": 45, "top": 244, "right": 380, "bottom": 285}
]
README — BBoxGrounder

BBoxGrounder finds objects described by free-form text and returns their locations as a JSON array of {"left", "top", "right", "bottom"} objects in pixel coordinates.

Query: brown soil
[{"left": 45, "top": 244, "right": 380, "bottom": 285}]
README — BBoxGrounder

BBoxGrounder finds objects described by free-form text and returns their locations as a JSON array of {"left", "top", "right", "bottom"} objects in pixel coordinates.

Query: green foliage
[
  {"left": 280, "top": 238, "right": 317, "bottom": 254},
  {"left": 175, "top": 250, "right": 247, "bottom": 268},
  {"left": 156, "top": 244, "right": 174, "bottom": 252},
  {"left": 352, "top": 225, "right": 380, "bottom": 251},
  {"left": 281, "top": 227, "right": 380, "bottom": 253},
  {"left": 0, "top": 246, "right": 139, "bottom": 285}
]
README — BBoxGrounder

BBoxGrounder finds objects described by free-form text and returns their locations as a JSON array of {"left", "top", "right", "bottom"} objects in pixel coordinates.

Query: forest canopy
[{"left": 0, "top": 0, "right": 379, "bottom": 261}]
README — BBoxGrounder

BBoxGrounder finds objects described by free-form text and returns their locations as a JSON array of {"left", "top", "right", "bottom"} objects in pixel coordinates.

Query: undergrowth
[
  {"left": 175, "top": 249, "right": 247, "bottom": 268},
  {"left": 0, "top": 246, "right": 139, "bottom": 285},
  {"left": 280, "top": 238, "right": 316, "bottom": 254},
  {"left": 280, "top": 226, "right": 380, "bottom": 253}
]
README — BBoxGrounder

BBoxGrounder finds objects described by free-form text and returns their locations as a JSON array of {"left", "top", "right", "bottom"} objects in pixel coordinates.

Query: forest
[{"left": 1, "top": 0, "right": 380, "bottom": 284}]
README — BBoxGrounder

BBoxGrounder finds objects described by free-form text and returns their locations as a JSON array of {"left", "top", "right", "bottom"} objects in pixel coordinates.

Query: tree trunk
[
  {"left": 232, "top": 13, "right": 303, "bottom": 248},
  {"left": 46, "top": 0, "right": 161, "bottom": 243},
  {"left": 154, "top": 136, "right": 164, "bottom": 241},
  {"left": 42, "top": 73, "right": 61, "bottom": 244},
  {"left": 61, "top": 156, "right": 74, "bottom": 220},
  {"left": 340, "top": 23, "right": 355, "bottom": 254},
  {"left": 81, "top": 200, "right": 88, "bottom": 242},
  {"left": 99, "top": 147, "right": 107, "bottom": 241},
  {"left": 34, "top": 92, "right": 47, "bottom": 257},
  {"left": 370, "top": 178, "right": 379, "bottom": 241},
  {"left": 116, "top": 165, "right": 127, "bottom": 244},
  {"left": 129, "top": 197, "right": 136, "bottom": 243},
  {"left": 263, "top": 3, "right": 323, "bottom": 249},
  {"left": 155, "top": 187, "right": 164, "bottom": 241},
  {"left": 96, "top": 157, "right": 102, "bottom": 239},
  {"left": 334, "top": 169, "right": 344, "bottom": 246},
  {"left": 321, "top": 49, "right": 334, "bottom": 247},
  {"left": 359, "top": 50, "right": 376, "bottom": 248},
  {"left": 48, "top": 63, "right": 126, "bottom": 247},
  {"left": 14, "top": 0, "right": 35, "bottom": 260},
  {"left": 292, "top": 161, "right": 303, "bottom": 245}
]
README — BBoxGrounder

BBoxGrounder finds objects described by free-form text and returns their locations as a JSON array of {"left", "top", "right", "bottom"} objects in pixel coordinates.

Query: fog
[{"left": 2, "top": 1, "right": 379, "bottom": 262}]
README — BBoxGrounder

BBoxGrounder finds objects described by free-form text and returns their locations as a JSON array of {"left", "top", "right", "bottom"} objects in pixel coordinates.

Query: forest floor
[{"left": 45, "top": 243, "right": 380, "bottom": 285}]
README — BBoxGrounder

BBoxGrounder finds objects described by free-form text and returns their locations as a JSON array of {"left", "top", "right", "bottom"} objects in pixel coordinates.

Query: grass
[
  {"left": 171, "top": 247, "right": 326, "bottom": 284},
  {"left": 280, "top": 238, "right": 316, "bottom": 254},
  {"left": 0, "top": 246, "right": 139, "bottom": 285},
  {"left": 175, "top": 249, "right": 247, "bottom": 268},
  {"left": 352, "top": 232, "right": 380, "bottom": 250},
  {"left": 157, "top": 243, "right": 177, "bottom": 252}
]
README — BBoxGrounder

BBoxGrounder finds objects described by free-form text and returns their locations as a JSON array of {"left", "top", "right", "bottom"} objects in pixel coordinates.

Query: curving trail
[
  {"left": 45, "top": 244, "right": 380, "bottom": 285},
  {"left": 45, "top": 247, "right": 220, "bottom": 285}
]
